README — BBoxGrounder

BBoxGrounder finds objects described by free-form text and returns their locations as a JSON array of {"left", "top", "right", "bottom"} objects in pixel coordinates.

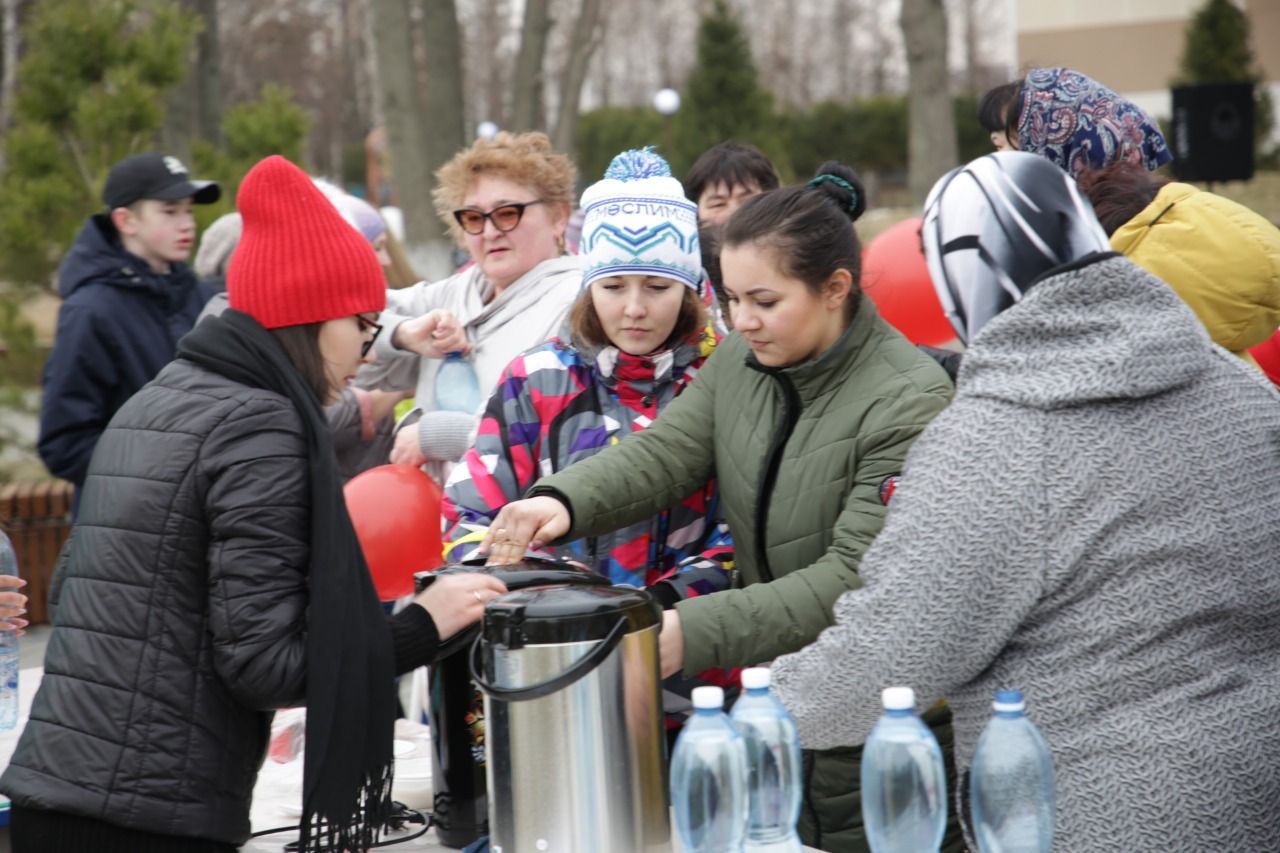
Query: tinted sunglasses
[
  {"left": 356, "top": 315, "right": 382, "bottom": 358},
  {"left": 452, "top": 200, "right": 544, "bottom": 235}
]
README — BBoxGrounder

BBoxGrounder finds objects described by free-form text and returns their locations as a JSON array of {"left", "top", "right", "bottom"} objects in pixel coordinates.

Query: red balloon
[
  {"left": 1250, "top": 330, "right": 1280, "bottom": 388},
  {"left": 344, "top": 464, "right": 445, "bottom": 600},
  {"left": 862, "top": 217, "right": 957, "bottom": 347}
]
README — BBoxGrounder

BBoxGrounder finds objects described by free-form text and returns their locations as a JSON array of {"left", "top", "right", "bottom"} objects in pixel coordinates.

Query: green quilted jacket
[{"left": 531, "top": 296, "right": 963, "bottom": 851}]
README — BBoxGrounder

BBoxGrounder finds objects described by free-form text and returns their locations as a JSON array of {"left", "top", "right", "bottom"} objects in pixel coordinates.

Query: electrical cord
[{"left": 248, "top": 802, "right": 434, "bottom": 850}]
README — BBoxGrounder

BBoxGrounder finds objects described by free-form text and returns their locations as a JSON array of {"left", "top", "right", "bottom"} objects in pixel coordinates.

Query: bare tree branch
[
  {"left": 0, "top": 0, "right": 19, "bottom": 139},
  {"left": 370, "top": 0, "right": 451, "bottom": 273},
  {"left": 418, "top": 0, "right": 466, "bottom": 168},
  {"left": 509, "top": 0, "right": 552, "bottom": 131},
  {"left": 552, "top": 0, "right": 606, "bottom": 153},
  {"left": 901, "top": 0, "right": 958, "bottom": 205},
  {"left": 194, "top": 0, "right": 220, "bottom": 146},
  {"left": 59, "top": 129, "right": 94, "bottom": 198}
]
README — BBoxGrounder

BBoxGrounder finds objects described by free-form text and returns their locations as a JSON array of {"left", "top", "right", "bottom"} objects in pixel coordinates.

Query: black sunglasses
[
  {"left": 452, "top": 200, "right": 544, "bottom": 235},
  {"left": 356, "top": 315, "right": 383, "bottom": 358}
]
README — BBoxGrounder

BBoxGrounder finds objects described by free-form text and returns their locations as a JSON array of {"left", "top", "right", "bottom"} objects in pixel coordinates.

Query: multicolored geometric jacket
[{"left": 442, "top": 327, "right": 733, "bottom": 604}]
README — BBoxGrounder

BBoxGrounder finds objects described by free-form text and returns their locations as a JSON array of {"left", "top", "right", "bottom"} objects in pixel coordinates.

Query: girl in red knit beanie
[{"left": 2, "top": 155, "right": 505, "bottom": 853}]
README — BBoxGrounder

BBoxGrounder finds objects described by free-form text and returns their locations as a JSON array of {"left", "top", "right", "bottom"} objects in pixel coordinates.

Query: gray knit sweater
[{"left": 772, "top": 254, "right": 1280, "bottom": 852}]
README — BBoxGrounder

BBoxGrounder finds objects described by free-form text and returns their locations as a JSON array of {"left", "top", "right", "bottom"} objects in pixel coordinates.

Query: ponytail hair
[{"left": 722, "top": 161, "right": 867, "bottom": 317}]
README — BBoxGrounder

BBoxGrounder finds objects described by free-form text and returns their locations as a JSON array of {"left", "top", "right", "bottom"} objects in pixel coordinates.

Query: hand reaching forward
[
  {"left": 392, "top": 309, "right": 470, "bottom": 359},
  {"left": 390, "top": 424, "right": 427, "bottom": 467},
  {"left": 659, "top": 609, "right": 684, "bottom": 678},
  {"left": 477, "top": 497, "right": 571, "bottom": 566},
  {"left": 0, "top": 575, "right": 28, "bottom": 636},
  {"left": 413, "top": 573, "right": 508, "bottom": 641}
]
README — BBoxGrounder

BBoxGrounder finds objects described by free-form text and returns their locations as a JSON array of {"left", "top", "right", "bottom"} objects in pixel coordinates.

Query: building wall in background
[{"left": 1013, "top": 0, "right": 1280, "bottom": 141}]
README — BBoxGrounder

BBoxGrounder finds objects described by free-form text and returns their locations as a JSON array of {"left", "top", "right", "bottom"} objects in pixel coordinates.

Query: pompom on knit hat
[
  {"left": 228, "top": 156, "right": 386, "bottom": 329},
  {"left": 579, "top": 148, "right": 701, "bottom": 291}
]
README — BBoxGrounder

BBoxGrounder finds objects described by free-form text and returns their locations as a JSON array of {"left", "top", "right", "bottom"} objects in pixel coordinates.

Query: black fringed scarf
[{"left": 178, "top": 309, "right": 396, "bottom": 852}]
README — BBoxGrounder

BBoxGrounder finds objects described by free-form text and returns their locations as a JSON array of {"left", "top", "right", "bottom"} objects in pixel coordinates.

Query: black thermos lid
[
  {"left": 414, "top": 560, "right": 612, "bottom": 595},
  {"left": 482, "top": 585, "right": 660, "bottom": 650}
]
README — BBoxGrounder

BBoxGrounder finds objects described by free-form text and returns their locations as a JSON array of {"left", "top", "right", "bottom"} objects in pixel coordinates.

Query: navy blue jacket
[{"left": 38, "top": 215, "right": 212, "bottom": 492}]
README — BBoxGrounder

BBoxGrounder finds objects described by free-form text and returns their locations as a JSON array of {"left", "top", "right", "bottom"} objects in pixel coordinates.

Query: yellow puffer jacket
[{"left": 1111, "top": 182, "right": 1280, "bottom": 364}]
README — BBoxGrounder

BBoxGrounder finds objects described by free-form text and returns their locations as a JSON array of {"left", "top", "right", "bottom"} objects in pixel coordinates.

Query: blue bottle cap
[{"left": 993, "top": 690, "right": 1025, "bottom": 713}]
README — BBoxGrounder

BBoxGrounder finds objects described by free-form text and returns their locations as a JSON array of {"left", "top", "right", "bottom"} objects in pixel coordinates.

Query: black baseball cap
[{"left": 102, "top": 152, "right": 221, "bottom": 209}]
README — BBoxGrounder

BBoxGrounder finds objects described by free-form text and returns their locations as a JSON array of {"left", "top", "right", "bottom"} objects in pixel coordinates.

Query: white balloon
[{"left": 652, "top": 88, "right": 681, "bottom": 116}]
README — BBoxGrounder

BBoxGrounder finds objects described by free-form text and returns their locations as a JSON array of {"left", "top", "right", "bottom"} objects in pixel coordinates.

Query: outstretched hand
[
  {"left": 390, "top": 423, "right": 427, "bottom": 467},
  {"left": 413, "top": 573, "right": 508, "bottom": 640},
  {"left": 0, "top": 576, "right": 28, "bottom": 637},
  {"left": 477, "top": 497, "right": 571, "bottom": 566}
]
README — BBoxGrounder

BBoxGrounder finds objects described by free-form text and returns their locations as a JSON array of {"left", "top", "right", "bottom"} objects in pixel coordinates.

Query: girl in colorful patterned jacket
[{"left": 442, "top": 149, "right": 733, "bottom": 623}]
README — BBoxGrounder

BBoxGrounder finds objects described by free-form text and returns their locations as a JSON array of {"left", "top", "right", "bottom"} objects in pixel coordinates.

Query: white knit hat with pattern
[{"left": 579, "top": 148, "right": 701, "bottom": 291}]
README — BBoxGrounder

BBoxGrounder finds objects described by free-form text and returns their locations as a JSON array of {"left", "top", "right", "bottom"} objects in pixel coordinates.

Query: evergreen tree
[
  {"left": 1176, "top": 0, "right": 1273, "bottom": 149},
  {"left": 0, "top": 0, "right": 200, "bottom": 286},
  {"left": 1178, "top": 0, "right": 1254, "bottom": 83},
  {"left": 576, "top": 106, "right": 664, "bottom": 183},
  {"left": 191, "top": 83, "right": 311, "bottom": 231},
  {"left": 671, "top": 0, "right": 781, "bottom": 177}
]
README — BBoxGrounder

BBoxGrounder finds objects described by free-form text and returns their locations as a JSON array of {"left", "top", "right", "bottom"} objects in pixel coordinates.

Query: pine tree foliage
[
  {"left": 670, "top": 0, "right": 777, "bottom": 176},
  {"left": 192, "top": 83, "right": 311, "bottom": 229},
  {"left": 1178, "top": 0, "right": 1255, "bottom": 84},
  {"left": 0, "top": 0, "right": 199, "bottom": 286},
  {"left": 1176, "top": 0, "right": 1273, "bottom": 146}
]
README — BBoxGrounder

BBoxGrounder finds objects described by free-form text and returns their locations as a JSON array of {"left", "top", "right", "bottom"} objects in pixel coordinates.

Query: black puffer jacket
[{"left": 0, "top": 358, "right": 439, "bottom": 845}]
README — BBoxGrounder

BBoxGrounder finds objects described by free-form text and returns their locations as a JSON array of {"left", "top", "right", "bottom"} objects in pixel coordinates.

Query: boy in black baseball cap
[
  {"left": 38, "top": 153, "right": 221, "bottom": 506},
  {"left": 101, "top": 152, "right": 221, "bottom": 208}
]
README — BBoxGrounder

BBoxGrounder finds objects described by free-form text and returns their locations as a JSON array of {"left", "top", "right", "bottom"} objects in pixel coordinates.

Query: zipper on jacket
[
  {"left": 804, "top": 748, "right": 822, "bottom": 846},
  {"left": 752, "top": 371, "right": 802, "bottom": 583}
]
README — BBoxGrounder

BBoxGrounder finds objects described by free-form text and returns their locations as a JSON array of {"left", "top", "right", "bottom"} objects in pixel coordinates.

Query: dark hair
[
  {"left": 570, "top": 284, "right": 706, "bottom": 351},
  {"left": 1075, "top": 162, "right": 1171, "bottom": 236},
  {"left": 978, "top": 80, "right": 1023, "bottom": 137},
  {"left": 271, "top": 323, "right": 332, "bottom": 404},
  {"left": 698, "top": 224, "right": 729, "bottom": 328},
  {"left": 722, "top": 161, "right": 866, "bottom": 319},
  {"left": 682, "top": 142, "right": 781, "bottom": 204}
]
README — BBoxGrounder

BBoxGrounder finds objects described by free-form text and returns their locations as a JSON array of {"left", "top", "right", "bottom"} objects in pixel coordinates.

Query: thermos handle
[
  {"left": 432, "top": 623, "right": 480, "bottom": 662},
  {"left": 468, "top": 616, "right": 628, "bottom": 702}
]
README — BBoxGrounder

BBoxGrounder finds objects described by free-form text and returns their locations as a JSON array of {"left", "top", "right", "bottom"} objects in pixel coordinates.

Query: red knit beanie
[{"left": 228, "top": 155, "right": 386, "bottom": 328}]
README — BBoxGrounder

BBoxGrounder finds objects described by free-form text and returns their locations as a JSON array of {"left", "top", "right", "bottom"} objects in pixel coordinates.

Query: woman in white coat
[{"left": 371, "top": 132, "right": 582, "bottom": 478}]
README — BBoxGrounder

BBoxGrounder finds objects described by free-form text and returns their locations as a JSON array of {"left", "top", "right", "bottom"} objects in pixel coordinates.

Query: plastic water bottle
[
  {"left": 861, "top": 686, "right": 947, "bottom": 853},
  {"left": 730, "top": 667, "right": 802, "bottom": 852},
  {"left": 970, "top": 690, "right": 1055, "bottom": 853},
  {"left": 433, "top": 352, "right": 481, "bottom": 414},
  {"left": 0, "top": 624, "right": 18, "bottom": 731},
  {"left": 671, "top": 685, "right": 748, "bottom": 852}
]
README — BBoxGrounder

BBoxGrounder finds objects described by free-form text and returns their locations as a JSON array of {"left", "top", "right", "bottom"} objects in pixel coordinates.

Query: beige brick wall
[
  {"left": 1017, "top": 20, "right": 1185, "bottom": 92},
  {"left": 1017, "top": 0, "right": 1203, "bottom": 34},
  {"left": 1014, "top": 1, "right": 1278, "bottom": 93}
]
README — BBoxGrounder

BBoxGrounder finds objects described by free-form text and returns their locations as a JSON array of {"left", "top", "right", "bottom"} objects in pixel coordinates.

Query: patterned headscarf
[{"left": 1017, "top": 67, "right": 1172, "bottom": 179}]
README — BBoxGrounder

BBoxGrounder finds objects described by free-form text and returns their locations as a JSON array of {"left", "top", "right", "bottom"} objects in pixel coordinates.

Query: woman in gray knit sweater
[{"left": 772, "top": 151, "right": 1280, "bottom": 851}]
